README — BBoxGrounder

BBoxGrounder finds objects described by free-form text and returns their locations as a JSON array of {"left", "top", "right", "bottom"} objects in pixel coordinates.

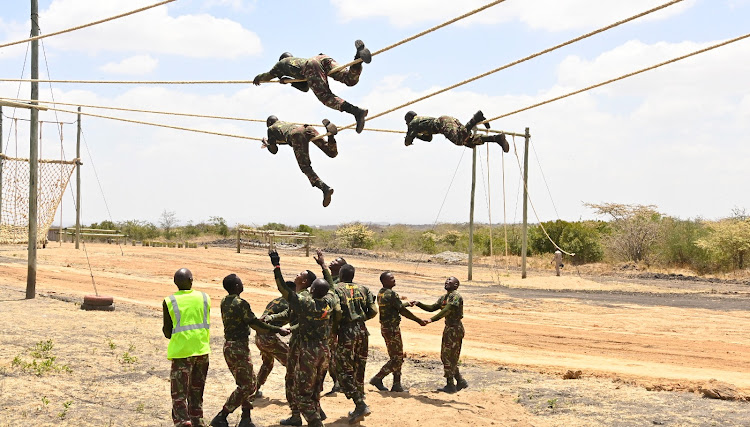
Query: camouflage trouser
[
  {"left": 376, "top": 325, "right": 404, "bottom": 378},
  {"left": 293, "top": 340, "right": 330, "bottom": 424},
  {"left": 170, "top": 354, "right": 209, "bottom": 427},
  {"left": 303, "top": 54, "right": 362, "bottom": 111},
  {"left": 255, "top": 333, "right": 289, "bottom": 388},
  {"left": 336, "top": 321, "right": 368, "bottom": 402},
  {"left": 290, "top": 125, "right": 337, "bottom": 189},
  {"left": 285, "top": 338, "right": 300, "bottom": 413},
  {"left": 323, "top": 333, "right": 339, "bottom": 385},
  {"left": 441, "top": 322, "right": 465, "bottom": 378},
  {"left": 437, "top": 116, "right": 472, "bottom": 147},
  {"left": 222, "top": 340, "right": 256, "bottom": 414}
]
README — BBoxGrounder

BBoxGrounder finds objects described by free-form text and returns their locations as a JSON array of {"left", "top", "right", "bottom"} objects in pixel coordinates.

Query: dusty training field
[{"left": 2, "top": 243, "right": 750, "bottom": 426}]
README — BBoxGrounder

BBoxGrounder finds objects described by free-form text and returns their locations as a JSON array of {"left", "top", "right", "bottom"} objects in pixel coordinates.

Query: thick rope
[
  {"left": 0, "top": 153, "right": 79, "bottom": 165},
  {"left": 336, "top": 0, "right": 686, "bottom": 133},
  {"left": 0, "top": 0, "right": 175, "bottom": 50},
  {"left": 484, "top": 31, "right": 750, "bottom": 123}
]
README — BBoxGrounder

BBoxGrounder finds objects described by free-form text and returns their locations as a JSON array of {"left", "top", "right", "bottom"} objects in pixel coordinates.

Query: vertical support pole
[
  {"left": 75, "top": 107, "right": 81, "bottom": 249},
  {"left": 27, "top": 0, "right": 40, "bottom": 299},
  {"left": 0, "top": 106, "right": 3, "bottom": 221},
  {"left": 521, "top": 127, "right": 530, "bottom": 279},
  {"left": 236, "top": 227, "right": 241, "bottom": 253},
  {"left": 305, "top": 235, "right": 310, "bottom": 257},
  {"left": 468, "top": 146, "right": 477, "bottom": 281}
]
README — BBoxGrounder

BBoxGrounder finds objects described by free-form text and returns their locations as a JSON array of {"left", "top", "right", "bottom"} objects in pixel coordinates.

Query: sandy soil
[{"left": 1, "top": 242, "right": 750, "bottom": 426}]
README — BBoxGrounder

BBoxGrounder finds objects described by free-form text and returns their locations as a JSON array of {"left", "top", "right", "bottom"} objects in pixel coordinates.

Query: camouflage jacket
[
  {"left": 257, "top": 296, "right": 290, "bottom": 335},
  {"left": 273, "top": 267, "right": 341, "bottom": 343},
  {"left": 267, "top": 121, "right": 301, "bottom": 145},
  {"left": 377, "top": 287, "right": 422, "bottom": 328},
  {"left": 255, "top": 56, "right": 307, "bottom": 82},
  {"left": 220, "top": 294, "right": 283, "bottom": 341},
  {"left": 417, "top": 290, "right": 463, "bottom": 326},
  {"left": 405, "top": 115, "right": 443, "bottom": 144},
  {"left": 334, "top": 281, "right": 377, "bottom": 325}
]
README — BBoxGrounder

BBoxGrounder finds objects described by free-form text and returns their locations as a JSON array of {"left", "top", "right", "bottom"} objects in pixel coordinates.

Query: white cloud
[
  {"left": 99, "top": 55, "right": 158, "bottom": 75},
  {"left": 30, "top": 0, "right": 262, "bottom": 59},
  {"left": 331, "top": 0, "right": 695, "bottom": 30}
]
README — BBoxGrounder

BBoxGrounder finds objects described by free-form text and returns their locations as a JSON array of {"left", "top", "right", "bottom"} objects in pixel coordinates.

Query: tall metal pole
[
  {"left": 75, "top": 107, "right": 81, "bottom": 249},
  {"left": 468, "top": 146, "right": 477, "bottom": 281},
  {"left": 27, "top": 0, "right": 40, "bottom": 299},
  {"left": 0, "top": 106, "right": 4, "bottom": 220},
  {"left": 521, "top": 127, "right": 530, "bottom": 279}
]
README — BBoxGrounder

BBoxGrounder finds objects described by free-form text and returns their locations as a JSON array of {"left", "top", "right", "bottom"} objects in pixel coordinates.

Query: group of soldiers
[
  {"left": 253, "top": 40, "right": 510, "bottom": 208},
  {"left": 162, "top": 250, "right": 466, "bottom": 427}
]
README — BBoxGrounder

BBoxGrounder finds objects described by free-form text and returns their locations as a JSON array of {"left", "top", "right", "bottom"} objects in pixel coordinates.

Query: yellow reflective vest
[{"left": 165, "top": 289, "right": 211, "bottom": 360}]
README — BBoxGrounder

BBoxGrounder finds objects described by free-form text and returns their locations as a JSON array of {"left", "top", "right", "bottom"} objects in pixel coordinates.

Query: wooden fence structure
[{"left": 236, "top": 228, "right": 313, "bottom": 256}]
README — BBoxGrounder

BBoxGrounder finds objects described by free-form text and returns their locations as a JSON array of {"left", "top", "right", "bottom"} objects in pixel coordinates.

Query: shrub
[{"left": 335, "top": 223, "right": 374, "bottom": 249}]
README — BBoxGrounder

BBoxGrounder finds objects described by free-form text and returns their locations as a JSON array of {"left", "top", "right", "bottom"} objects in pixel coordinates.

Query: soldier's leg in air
[
  {"left": 292, "top": 132, "right": 334, "bottom": 207},
  {"left": 464, "top": 110, "right": 489, "bottom": 132},
  {"left": 480, "top": 133, "right": 509, "bottom": 152},
  {"left": 306, "top": 124, "right": 338, "bottom": 159}
]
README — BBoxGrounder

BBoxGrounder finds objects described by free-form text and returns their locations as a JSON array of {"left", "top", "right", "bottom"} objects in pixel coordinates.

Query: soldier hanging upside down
[
  {"left": 253, "top": 40, "right": 371, "bottom": 133},
  {"left": 262, "top": 115, "right": 339, "bottom": 207},
  {"left": 403, "top": 110, "right": 509, "bottom": 152}
]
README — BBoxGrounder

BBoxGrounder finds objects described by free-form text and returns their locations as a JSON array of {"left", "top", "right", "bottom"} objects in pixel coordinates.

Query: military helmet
[
  {"left": 404, "top": 110, "right": 417, "bottom": 124},
  {"left": 279, "top": 52, "right": 293, "bottom": 61},
  {"left": 266, "top": 115, "right": 279, "bottom": 127}
]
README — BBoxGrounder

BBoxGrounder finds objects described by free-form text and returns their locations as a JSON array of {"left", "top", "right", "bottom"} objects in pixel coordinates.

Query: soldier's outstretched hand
[
  {"left": 420, "top": 319, "right": 431, "bottom": 327},
  {"left": 253, "top": 74, "right": 262, "bottom": 86},
  {"left": 409, "top": 300, "right": 418, "bottom": 307},
  {"left": 314, "top": 249, "right": 325, "bottom": 267},
  {"left": 278, "top": 327, "right": 291, "bottom": 336},
  {"left": 269, "top": 250, "right": 281, "bottom": 267}
]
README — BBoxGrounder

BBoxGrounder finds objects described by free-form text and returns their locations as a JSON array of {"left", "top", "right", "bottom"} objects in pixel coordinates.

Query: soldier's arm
[
  {"left": 265, "top": 308, "right": 290, "bottom": 325},
  {"left": 416, "top": 298, "right": 441, "bottom": 312},
  {"left": 399, "top": 305, "right": 423, "bottom": 324},
  {"left": 162, "top": 300, "right": 172, "bottom": 339},
  {"left": 429, "top": 303, "right": 452, "bottom": 322},
  {"left": 274, "top": 267, "right": 292, "bottom": 301},
  {"left": 416, "top": 133, "right": 433, "bottom": 142},
  {"left": 322, "top": 267, "right": 333, "bottom": 286},
  {"left": 242, "top": 302, "right": 283, "bottom": 334},
  {"left": 364, "top": 288, "right": 378, "bottom": 321},
  {"left": 254, "top": 63, "right": 281, "bottom": 84}
]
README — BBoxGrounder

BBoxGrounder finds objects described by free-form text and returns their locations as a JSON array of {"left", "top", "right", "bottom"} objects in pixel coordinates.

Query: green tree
[
  {"left": 695, "top": 217, "right": 750, "bottom": 270},
  {"left": 296, "top": 224, "right": 313, "bottom": 234},
  {"left": 209, "top": 216, "right": 229, "bottom": 237},
  {"left": 260, "top": 222, "right": 291, "bottom": 231},
  {"left": 335, "top": 223, "right": 374, "bottom": 249}
]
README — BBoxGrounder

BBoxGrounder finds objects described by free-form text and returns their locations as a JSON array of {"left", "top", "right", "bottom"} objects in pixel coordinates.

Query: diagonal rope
[
  {"left": 337, "top": 0, "right": 687, "bottom": 132},
  {"left": 0, "top": 0, "right": 175, "bottom": 50},
  {"left": 484, "top": 31, "right": 750, "bottom": 123},
  {"left": 530, "top": 138, "right": 559, "bottom": 219}
]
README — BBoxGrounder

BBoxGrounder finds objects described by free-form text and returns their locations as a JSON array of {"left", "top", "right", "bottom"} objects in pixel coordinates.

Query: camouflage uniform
[
  {"left": 417, "top": 291, "right": 464, "bottom": 378},
  {"left": 374, "top": 288, "right": 422, "bottom": 379},
  {"left": 255, "top": 296, "right": 290, "bottom": 389},
  {"left": 274, "top": 267, "right": 342, "bottom": 424},
  {"left": 405, "top": 116, "right": 484, "bottom": 147},
  {"left": 170, "top": 354, "right": 209, "bottom": 427},
  {"left": 267, "top": 121, "right": 337, "bottom": 190},
  {"left": 334, "top": 281, "right": 378, "bottom": 402},
  {"left": 219, "top": 294, "right": 285, "bottom": 414},
  {"left": 255, "top": 55, "right": 362, "bottom": 111}
]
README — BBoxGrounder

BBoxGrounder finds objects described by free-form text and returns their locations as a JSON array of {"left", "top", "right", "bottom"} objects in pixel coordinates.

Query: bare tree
[
  {"left": 585, "top": 202, "right": 662, "bottom": 263},
  {"left": 159, "top": 210, "right": 178, "bottom": 239}
]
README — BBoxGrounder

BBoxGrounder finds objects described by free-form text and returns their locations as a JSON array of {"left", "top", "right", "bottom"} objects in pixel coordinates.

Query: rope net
[{"left": 0, "top": 155, "right": 76, "bottom": 244}]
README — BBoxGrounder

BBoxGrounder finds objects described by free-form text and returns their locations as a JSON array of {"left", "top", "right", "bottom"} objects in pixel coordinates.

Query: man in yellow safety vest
[{"left": 163, "top": 268, "right": 211, "bottom": 427}]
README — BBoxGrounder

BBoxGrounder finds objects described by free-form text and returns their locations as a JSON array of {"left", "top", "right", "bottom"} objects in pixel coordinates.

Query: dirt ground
[{"left": 1, "top": 242, "right": 750, "bottom": 426}]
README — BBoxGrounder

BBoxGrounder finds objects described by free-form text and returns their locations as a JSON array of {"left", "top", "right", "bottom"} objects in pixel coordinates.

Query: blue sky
[{"left": 1, "top": 0, "right": 749, "bottom": 228}]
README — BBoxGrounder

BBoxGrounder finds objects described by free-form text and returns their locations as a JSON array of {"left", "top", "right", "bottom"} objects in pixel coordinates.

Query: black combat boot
[
  {"left": 369, "top": 376, "right": 388, "bottom": 391},
  {"left": 280, "top": 412, "right": 303, "bottom": 426},
  {"left": 319, "top": 407, "right": 327, "bottom": 421},
  {"left": 348, "top": 400, "right": 372, "bottom": 424},
  {"left": 209, "top": 411, "right": 229, "bottom": 427},
  {"left": 237, "top": 410, "right": 255, "bottom": 427},
  {"left": 341, "top": 101, "right": 368, "bottom": 134},
  {"left": 319, "top": 184, "right": 334, "bottom": 208},
  {"left": 455, "top": 373, "right": 469, "bottom": 391},
  {"left": 322, "top": 119, "right": 338, "bottom": 136},
  {"left": 354, "top": 39, "right": 372, "bottom": 63},
  {"left": 489, "top": 133, "right": 509, "bottom": 153},
  {"left": 438, "top": 377, "right": 457, "bottom": 393},
  {"left": 391, "top": 373, "right": 404, "bottom": 392},
  {"left": 464, "top": 110, "right": 488, "bottom": 131}
]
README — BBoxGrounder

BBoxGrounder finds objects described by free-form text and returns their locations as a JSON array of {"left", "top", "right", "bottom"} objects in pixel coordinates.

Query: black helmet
[
  {"left": 174, "top": 268, "right": 193, "bottom": 288},
  {"left": 266, "top": 115, "right": 279, "bottom": 127},
  {"left": 279, "top": 52, "right": 293, "bottom": 61},
  {"left": 404, "top": 111, "right": 417, "bottom": 124}
]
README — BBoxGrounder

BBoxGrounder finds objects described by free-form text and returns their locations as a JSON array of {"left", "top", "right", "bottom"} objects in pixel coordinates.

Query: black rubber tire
[{"left": 83, "top": 295, "right": 114, "bottom": 306}]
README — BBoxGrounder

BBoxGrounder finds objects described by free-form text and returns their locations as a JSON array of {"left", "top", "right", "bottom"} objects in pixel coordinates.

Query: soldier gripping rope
[
  {"left": 369, "top": 271, "right": 426, "bottom": 392},
  {"left": 210, "top": 274, "right": 290, "bottom": 427},
  {"left": 162, "top": 268, "right": 211, "bottom": 427},
  {"left": 403, "top": 110, "right": 510, "bottom": 152},
  {"left": 262, "top": 115, "right": 340, "bottom": 207},
  {"left": 269, "top": 250, "right": 342, "bottom": 427},
  {"left": 253, "top": 40, "right": 371, "bottom": 133},
  {"left": 412, "top": 276, "right": 468, "bottom": 394}
]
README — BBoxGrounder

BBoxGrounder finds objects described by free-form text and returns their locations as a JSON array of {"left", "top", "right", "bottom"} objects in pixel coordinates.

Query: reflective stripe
[{"left": 170, "top": 292, "right": 209, "bottom": 334}]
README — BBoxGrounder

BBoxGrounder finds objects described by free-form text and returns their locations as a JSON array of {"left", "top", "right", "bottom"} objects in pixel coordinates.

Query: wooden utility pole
[
  {"left": 468, "top": 146, "right": 477, "bottom": 281},
  {"left": 27, "top": 0, "right": 40, "bottom": 299},
  {"left": 75, "top": 107, "right": 81, "bottom": 249},
  {"left": 521, "top": 127, "right": 530, "bottom": 279},
  {"left": 0, "top": 106, "right": 3, "bottom": 217}
]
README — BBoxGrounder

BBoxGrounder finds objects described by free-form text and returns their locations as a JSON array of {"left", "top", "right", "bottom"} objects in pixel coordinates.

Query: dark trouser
[
  {"left": 170, "top": 354, "right": 209, "bottom": 427},
  {"left": 222, "top": 340, "right": 256, "bottom": 414},
  {"left": 337, "top": 321, "right": 369, "bottom": 402},
  {"left": 322, "top": 333, "right": 339, "bottom": 386},
  {"left": 376, "top": 325, "right": 404, "bottom": 378},
  {"left": 303, "top": 54, "right": 362, "bottom": 111},
  {"left": 437, "top": 116, "right": 472, "bottom": 147},
  {"left": 255, "top": 333, "right": 289, "bottom": 388},
  {"left": 294, "top": 340, "right": 330, "bottom": 424},
  {"left": 290, "top": 126, "right": 338, "bottom": 189},
  {"left": 285, "top": 338, "right": 300, "bottom": 413},
  {"left": 441, "top": 322, "right": 465, "bottom": 378}
]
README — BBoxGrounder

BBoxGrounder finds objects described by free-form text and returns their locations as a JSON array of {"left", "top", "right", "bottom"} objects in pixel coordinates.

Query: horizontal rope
[
  {"left": 0, "top": 0, "right": 175, "bottom": 50},
  {"left": 0, "top": 153, "right": 80, "bottom": 165},
  {"left": 339, "top": 0, "right": 685, "bottom": 133},
  {"left": 485, "top": 31, "right": 750, "bottom": 122}
]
